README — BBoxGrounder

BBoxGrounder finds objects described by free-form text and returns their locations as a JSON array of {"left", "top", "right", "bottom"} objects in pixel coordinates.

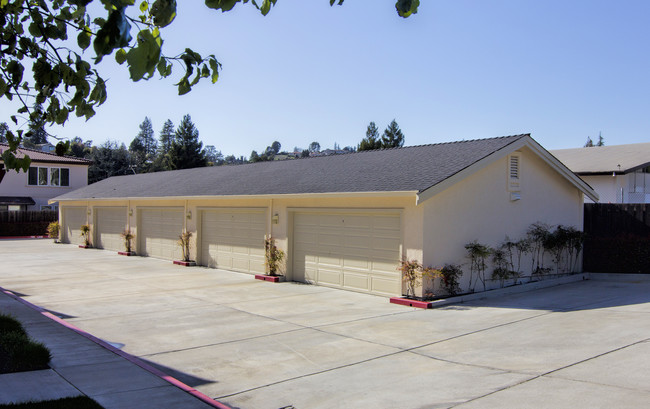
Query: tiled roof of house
[
  {"left": 550, "top": 143, "right": 650, "bottom": 174},
  {"left": 0, "top": 144, "right": 92, "bottom": 165},
  {"left": 54, "top": 134, "right": 529, "bottom": 201}
]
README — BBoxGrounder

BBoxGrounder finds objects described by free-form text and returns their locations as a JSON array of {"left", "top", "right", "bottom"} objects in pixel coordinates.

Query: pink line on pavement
[{"left": 0, "top": 287, "right": 231, "bottom": 409}]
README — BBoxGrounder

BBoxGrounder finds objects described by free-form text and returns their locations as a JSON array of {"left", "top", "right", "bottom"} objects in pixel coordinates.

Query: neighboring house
[
  {"left": 53, "top": 134, "right": 596, "bottom": 297},
  {"left": 551, "top": 143, "right": 650, "bottom": 203},
  {"left": 0, "top": 144, "right": 91, "bottom": 211}
]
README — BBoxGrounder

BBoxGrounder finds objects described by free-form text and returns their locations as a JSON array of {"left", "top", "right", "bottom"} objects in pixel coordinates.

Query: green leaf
[
  {"left": 139, "top": 1, "right": 148, "bottom": 12},
  {"left": 395, "top": 0, "right": 419, "bottom": 18},
  {"left": 177, "top": 77, "right": 190, "bottom": 95},
  {"left": 125, "top": 29, "right": 162, "bottom": 81},
  {"left": 150, "top": 0, "right": 177, "bottom": 27},
  {"left": 77, "top": 27, "right": 91, "bottom": 50},
  {"left": 115, "top": 48, "right": 127, "bottom": 64},
  {"left": 209, "top": 57, "right": 221, "bottom": 83},
  {"left": 93, "top": 8, "right": 132, "bottom": 62},
  {"left": 204, "top": 0, "right": 241, "bottom": 12}
]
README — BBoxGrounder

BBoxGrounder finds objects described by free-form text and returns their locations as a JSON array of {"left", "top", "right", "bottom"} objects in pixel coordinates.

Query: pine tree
[
  {"left": 596, "top": 132, "right": 604, "bottom": 146},
  {"left": 584, "top": 137, "right": 594, "bottom": 147},
  {"left": 381, "top": 119, "right": 405, "bottom": 148},
  {"left": 129, "top": 117, "right": 157, "bottom": 173},
  {"left": 26, "top": 103, "right": 48, "bottom": 146},
  {"left": 168, "top": 115, "right": 206, "bottom": 170},
  {"left": 358, "top": 121, "right": 382, "bottom": 151},
  {"left": 0, "top": 122, "right": 8, "bottom": 143},
  {"left": 151, "top": 119, "right": 175, "bottom": 171}
]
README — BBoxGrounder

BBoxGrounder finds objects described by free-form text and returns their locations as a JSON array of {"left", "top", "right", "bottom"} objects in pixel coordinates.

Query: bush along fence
[
  {"left": 414, "top": 222, "right": 585, "bottom": 300},
  {"left": 583, "top": 203, "right": 650, "bottom": 273},
  {"left": 0, "top": 210, "right": 58, "bottom": 237}
]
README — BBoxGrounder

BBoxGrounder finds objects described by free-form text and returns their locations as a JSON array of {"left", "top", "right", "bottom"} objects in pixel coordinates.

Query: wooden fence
[
  {"left": 583, "top": 203, "right": 650, "bottom": 273},
  {"left": 0, "top": 210, "right": 59, "bottom": 236}
]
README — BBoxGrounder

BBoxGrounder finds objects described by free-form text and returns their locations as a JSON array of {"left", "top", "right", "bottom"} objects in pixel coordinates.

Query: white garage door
[
  {"left": 95, "top": 207, "right": 127, "bottom": 252},
  {"left": 200, "top": 209, "right": 266, "bottom": 274},
  {"left": 63, "top": 207, "right": 86, "bottom": 245},
  {"left": 293, "top": 211, "right": 402, "bottom": 296},
  {"left": 138, "top": 208, "right": 184, "bottom": 260}
]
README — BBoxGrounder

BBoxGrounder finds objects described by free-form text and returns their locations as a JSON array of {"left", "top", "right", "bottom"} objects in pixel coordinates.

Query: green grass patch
[
  {"left": 0, "top": 314, "right": 51, "bottom": 374},
  {"left": 0, "top": 396, "right": 104, "bottom": 409}
]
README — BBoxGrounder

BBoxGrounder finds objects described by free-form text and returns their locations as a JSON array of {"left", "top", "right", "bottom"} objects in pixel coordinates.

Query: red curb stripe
[{"left": 0, "top": 287, "right": 231, "bottom": 409}]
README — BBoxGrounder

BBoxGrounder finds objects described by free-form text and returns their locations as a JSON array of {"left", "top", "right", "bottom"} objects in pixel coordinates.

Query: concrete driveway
[{"left": 1, "top": 239, "right": 649, "bottom": 409}]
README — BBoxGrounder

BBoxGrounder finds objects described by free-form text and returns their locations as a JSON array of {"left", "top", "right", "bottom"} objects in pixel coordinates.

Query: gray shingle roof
[
  {"left": 550, "top": 142, "right": 650, "bottom": 174},
  {"left": 54, "top": 134, "right": 528, "bottom": 201}
]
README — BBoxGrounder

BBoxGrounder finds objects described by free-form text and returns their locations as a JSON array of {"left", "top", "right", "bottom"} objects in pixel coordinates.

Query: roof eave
[{"left": 52, "top": 190, "right": 420, "bottom": 204}]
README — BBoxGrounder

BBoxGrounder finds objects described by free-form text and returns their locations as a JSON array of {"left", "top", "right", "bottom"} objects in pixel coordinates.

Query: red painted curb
[
  {"left": 0, "top": 287, "right": 231, "bottom": 409},
  {"left": 173, "top": 260, "right": 197, "bottom": 266},
  {"left": 254, "top": 274, "right": 283, "bottom": 282},
  {"left": 117, "top": 251, "right": 136, "bottom": 256},
  {"left": 389, "top": 297, "right": 433, "bottom": 309},
  {"left": 0, "top": 236, "right": 49, "bottom": 240}
]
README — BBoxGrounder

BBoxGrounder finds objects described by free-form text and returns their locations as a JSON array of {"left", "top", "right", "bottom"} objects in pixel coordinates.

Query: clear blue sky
[{"left": 40, "top": 0, "right": 650, "bottom": 156}]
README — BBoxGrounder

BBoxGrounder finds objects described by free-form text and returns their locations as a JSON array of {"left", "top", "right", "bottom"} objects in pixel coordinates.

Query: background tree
[
  {"left": 584, "top": 137, "right": 594, "bottom": 147},
  {"left": 168, "top": 115, "right": 206, "bottom": 170},
  {"left": 381, "top": 119, "right": 405, "bottom": 148},
  {"left": 249, "top": 150, "right": 261, "bottom": 163},
  {"left": 309, "top": 141, "right": 321, "bottom": 153},
  {"left": 597, "top": 132, "right": 605, "bottom": 146},
  {"left": 151, "top": 119, "right": 176, "bottom": 171},
  {"left": 301, "top": 149, "right": 310, "bottom": 158},
  {"left": 24, "top": 103, "right": 49, "bottom": 147},
  {"left": 204, "top": 145, "right": 223, "bottom": 165},
  {"left": 271, "top": 141, "right": 281, "bottom": 154},
  {"left": 69, "top": 137, "right": 91, "bottom": 158},
  {"left": 0, "top": 122, "right": 8, "bottom": 143},
  {"left": 129, "top": 117, "right": 157, "bottom": 173},
  {"left": 358, "top": 121, "right": 382, "bottom": 151},
  {"left": 88, "top": 141, "right": 132, "bottom": 184},
  {"left": 0, "top": 1, "right": 418, "bottom": 172}
]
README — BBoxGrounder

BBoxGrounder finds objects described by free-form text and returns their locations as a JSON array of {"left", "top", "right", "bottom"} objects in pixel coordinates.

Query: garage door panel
[
  {"left": 200, "top": 209, "right": 265, "bottom": 274},
  {"left": 95, "top": 207, "right": 127, "bottom": 252},
  {"left": 63, "top": 207, "right": 86, "bottom": 245},
  {"left": 343, "top": 273, "right": 369, "bottom": 291},
  {"left": 138, "top": 209, "right": 183, "bottom": 260},
  {"left": 293, "top": 212, "right": 401, "bottom": 296},
  {"left": 316, "top": 268, "right": 342, "bottom": 286},
  {"left": 371, "top": 276, "right": 401, "bottom": 296}
]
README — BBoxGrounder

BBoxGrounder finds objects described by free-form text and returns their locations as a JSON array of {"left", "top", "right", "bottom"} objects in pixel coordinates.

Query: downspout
[{"left": 268, "top": 199, "right": 273, "bottom": 238}]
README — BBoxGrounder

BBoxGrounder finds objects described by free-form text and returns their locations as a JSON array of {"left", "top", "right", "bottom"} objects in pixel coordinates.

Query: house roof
[
  {"left": 0, "top": 196, "right": 35, "bottom": 206},
  {"left": 0, "top": 144, "right": 92, "bottom": 165},
  {"left": 550, "top": 143, "right": 650, "bottom": 174},
  {"left": 53, "top": 134, "right": 598, "bottom": 202}
]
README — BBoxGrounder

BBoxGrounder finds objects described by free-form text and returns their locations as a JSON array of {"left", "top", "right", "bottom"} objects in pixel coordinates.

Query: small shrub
[
  {"left": 46, "top": 221, "right": 60, "bottom": 242},
  {"left": 80, "top": 224, "right": 91, "bottom": 246},
  {"left": 399, "top": 258, "right": 440, "bottom": 299},
  {"left": 121, "top": 229, "right": 135, "bottom": 253},
  {"left": 465, "top": 241, "right": 492, "bottom": 292},
  {"left": 264, "top": 236, "right": 285, "bottom": 276},
  {"left": 440, "top": 264, "right": 463, "bottom": 295},
  {"left": 0, "top": 315, "right": 24, "bottom": 334},
  {"left": 0, "top": 314, "right": 51, "bottom": 373},
  {"left": 178, "top": 231, "right": 192, "bottom": 262}
]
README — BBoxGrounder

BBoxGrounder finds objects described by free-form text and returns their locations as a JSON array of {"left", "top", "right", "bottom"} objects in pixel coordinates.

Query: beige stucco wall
[
  {"left": 421, "top": 147, "right": 584, "bottom": 294},
  {"left": 0, "top": 163, "right": 88, "bottom": 209},
  {"left": 581, "top": 175, "right": 622, "bottom": 203}
]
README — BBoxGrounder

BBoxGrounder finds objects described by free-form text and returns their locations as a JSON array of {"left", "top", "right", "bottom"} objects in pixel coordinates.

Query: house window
[{"left": 28, "top": 167, "right": 70, "bottom": 187}]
